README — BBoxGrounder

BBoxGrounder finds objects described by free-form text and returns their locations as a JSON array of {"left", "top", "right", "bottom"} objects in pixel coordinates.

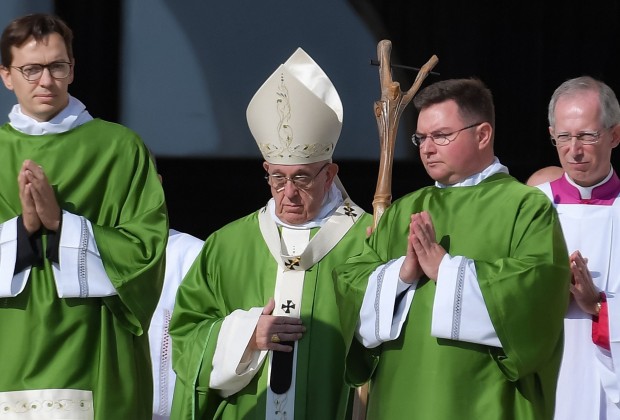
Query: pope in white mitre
[{"left": 169, "top": 47, "right": 372, "bottom": 420}]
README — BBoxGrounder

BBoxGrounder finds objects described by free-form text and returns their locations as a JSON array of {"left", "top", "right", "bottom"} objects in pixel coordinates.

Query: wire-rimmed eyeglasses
[
  {"left": 265, "top": 162, "right": 330, "bottom": 192},
  {"left": 412, "top": 122, "right": 483, "bottom": 147},
  {"left": 550, "top": 130, "right": 604, "bottom": 147},
  {"left": 11, "top": 61, "right": 72, "bottom": 82}
]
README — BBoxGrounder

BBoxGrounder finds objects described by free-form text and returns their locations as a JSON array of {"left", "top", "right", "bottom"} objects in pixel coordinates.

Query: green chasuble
[
  {"left": 0, "top": 120, "right": 168, "bottom": 419},
  {"left": 169, "top": 206, "right": 372, "bottom": 420},
  {"left": 334, "top": 173, "right": 571, "bottom": 420}
]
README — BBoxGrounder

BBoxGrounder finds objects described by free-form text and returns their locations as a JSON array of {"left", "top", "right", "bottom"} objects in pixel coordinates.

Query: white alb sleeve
[
  {"left": 431, "top": 254, "right": 501, "bottom": 347},
  {"left": 53, "top": 211, "right": 116, "bottom": 298},
  {"left": 0, "top": 217, "right": 30, "bottom": 297},
  {"left": 357, "top": 256, "right": 416, "bottom": 348},
  {"left": 210, "top": 307, "right": 269, "bottom": 397}
]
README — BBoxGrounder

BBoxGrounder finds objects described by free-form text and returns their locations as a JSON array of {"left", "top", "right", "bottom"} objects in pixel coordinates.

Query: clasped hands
[
  {"left": 18, "top": 159, "right": 61, "bottom": 235},
  {"left": 569, "top": 250, "right": 601, "bottom": 316},
  {"left": 399, "top": 211, "right": 446, "bottom": 284},
  {"left": 250, "top": 298, "right": 306, "bottom": 353}
]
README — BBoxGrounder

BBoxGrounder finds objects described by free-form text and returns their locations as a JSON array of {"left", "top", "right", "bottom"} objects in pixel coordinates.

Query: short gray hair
[{"left": 548, "top": 76, "right": 620, "bottom": 129}]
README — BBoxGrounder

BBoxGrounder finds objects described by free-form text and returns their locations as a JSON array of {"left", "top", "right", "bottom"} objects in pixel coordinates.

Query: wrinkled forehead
[
  {"left": 552, "top": 94, "right": 603, "bottom": 129},
  {"left": 266, "top": 161, "right": 325, "bottom": 174}
]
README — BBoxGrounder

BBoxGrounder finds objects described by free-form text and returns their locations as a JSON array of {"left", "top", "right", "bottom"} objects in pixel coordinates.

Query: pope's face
[
  {"left": 0, "top": 33, "right": 73, "bottom": 122},
  {"left": 550, "top": 90, "right": 620, "bottom": 187},
  {"left": 416, "top": 100, "right": 488, "bottom": 185},
  {"left": 264, "top": 161, "right": 337, "bottom": 225}
]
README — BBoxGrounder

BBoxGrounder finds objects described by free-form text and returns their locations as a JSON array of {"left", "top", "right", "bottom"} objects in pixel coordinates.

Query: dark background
[{"left": 52, "top": 0, "right": 620, "bottom": 239}]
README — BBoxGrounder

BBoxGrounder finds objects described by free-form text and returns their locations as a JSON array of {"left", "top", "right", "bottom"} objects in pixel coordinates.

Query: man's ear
[
  {"left": 263, "top": 161, "right": 270, "bottom": 172},
  {"left": 610, "top": 124, "right": 620, "bottom": 149},
  {"left": 66, "top": 59, "right": 75, "bottom": 85},
  {"left": 326, "top": 162, "right": 339, "bottom": 181},
  {"left": 0, "top": 66, "right": 14, "bottom": 91},
  {"left": 477, "top": 122, "right": 493, "bottom": 149}
]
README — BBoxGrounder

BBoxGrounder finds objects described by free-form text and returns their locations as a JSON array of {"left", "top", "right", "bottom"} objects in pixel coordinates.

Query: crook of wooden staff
[
  {"left": 371, "top": 39, "right": 438, "bottom": 230},
  {"left": 352, "top": 40, "right": 438, "bottom": 420}
]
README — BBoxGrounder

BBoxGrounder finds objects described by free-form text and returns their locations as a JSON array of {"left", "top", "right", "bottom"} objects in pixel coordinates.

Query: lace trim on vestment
[
  {"left": 77, "top": 217, "right": 89, "bottom": 297},
  {"left": 158, "top": 309, "right": 172, "bottom": 415},
  {"left": 451, "top": 258, "right": 467, "bottom": 339},
  {"left": 375, "top": 259, "right": 398, "bottom": 342}
]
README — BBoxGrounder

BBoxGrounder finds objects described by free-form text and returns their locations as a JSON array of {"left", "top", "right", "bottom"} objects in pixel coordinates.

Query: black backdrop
[{"left": 51, "top": 0, "right": 620, "bottom": 239}]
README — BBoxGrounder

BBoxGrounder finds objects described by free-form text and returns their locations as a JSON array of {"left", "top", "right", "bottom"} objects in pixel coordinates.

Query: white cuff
[
  {"left": 0, "top": 217, "right": 30, "bottom": 297},
  {"left": 211, "top": 307, "right": 268, "bottom": 397},
  {"left": 431, "top": 254, "right": 501, "bottom": 347},
  {"left": 53, "top": 211, "right": 116, "bottom": 298},
  {"left": 357, "top": 257, "right": 416, "bottom": 348}
]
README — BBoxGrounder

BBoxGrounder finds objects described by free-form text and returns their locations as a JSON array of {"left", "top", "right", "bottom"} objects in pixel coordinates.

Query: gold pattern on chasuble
[{"left": 285, "top": 256, "right": 301, "bottom": 270}]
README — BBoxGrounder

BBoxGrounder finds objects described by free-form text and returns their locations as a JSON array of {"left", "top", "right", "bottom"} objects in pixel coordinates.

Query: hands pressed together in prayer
[
  {"left": 399, "top": 211, "right": 446, "bottom": 283},
  {"left": 250, "top": 298, "right": 306, "bottom": 353},
  {"left": 18, "top": 159, "right": 61, "bottom": 235},
  {"left": 569, "top": 250, "right": 601, "bottom": 316}
]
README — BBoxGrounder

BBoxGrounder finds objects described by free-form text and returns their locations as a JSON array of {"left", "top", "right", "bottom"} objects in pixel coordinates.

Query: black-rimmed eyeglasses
[
  {"left": 412, "top": 122, "right": 483, "bottom": 147},
  {"left": 265, "top": 162, "right": 330, "bottom": 191},
  {"left": 11, "top": 61, "right": 72, "bottom": 82}
]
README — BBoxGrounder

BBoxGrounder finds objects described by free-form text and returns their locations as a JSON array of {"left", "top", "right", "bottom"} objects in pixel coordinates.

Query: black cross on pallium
[
  {"left": 285, "top": 257, "right": 301, "bottom": 270},
  {"left": 344, "top": 203, "right": 357, "bottom": 218},
  {"left": 281, "top": 300, "right": 296, "bottom": 313}
]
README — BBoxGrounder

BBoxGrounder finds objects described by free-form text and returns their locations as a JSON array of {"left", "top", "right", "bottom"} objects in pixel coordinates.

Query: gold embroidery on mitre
[{"left": 256, "top": 73, "right": 334, "bottom": 160}]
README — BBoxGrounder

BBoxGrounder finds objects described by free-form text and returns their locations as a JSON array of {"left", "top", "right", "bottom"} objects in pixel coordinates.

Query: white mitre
[{"left": 246, "top": 47, "right": 343, "bottom": 165}]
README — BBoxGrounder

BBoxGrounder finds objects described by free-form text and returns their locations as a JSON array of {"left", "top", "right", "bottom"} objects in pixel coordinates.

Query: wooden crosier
[
  {"left": 371, "top": 39, "right": 438, "bottom": 230},
  {"left": 352, "top": 39, "right": 438, "bottom": 420}
]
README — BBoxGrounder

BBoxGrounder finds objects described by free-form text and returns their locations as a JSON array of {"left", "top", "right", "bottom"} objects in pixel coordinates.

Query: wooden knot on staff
[{"left": 371, "top": 39, "right": 439, "bottom": 230}]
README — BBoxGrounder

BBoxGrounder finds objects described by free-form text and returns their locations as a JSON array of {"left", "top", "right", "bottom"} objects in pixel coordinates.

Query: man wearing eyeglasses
[
  {"left": 534, "top": 76, "right": 620, "bottom": 420},
  {"left": 334, "top": 78, "right": 571, "bottom": 420},
  {"left": 168, "top": 48, "right": 371, "bottom": 420},
  {"left": 0, "top": 13, "right": 167, "bottom": 419}
]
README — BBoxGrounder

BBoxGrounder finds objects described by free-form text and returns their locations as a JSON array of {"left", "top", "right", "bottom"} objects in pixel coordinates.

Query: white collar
[
  {"left": 8, "top": 95, "right": 93, "bottom": 135},
  {"left": 435, "top": 157, "right": 509, "bottom": 188},
  {"left": 564, "top": 167, "right": 614, "bottom": 199},
  {"left": 267, "top": 183, "right": 344, "bottom": 230}
]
